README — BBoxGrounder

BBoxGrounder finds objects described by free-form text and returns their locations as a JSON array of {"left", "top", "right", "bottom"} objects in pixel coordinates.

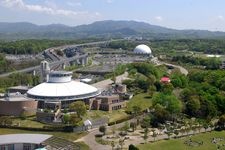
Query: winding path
[
  {"left": 163, "top": 62, "right": 188, "bottom": 75},
  {"left": 75, "top": 128, "right": 111, "bottom": 150}
]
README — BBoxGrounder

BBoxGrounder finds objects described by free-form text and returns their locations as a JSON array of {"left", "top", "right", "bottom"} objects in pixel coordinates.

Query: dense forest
[
  {"left": 151, "top": 39, "right": 225, "bottom": 54},
  {"left": 0, "top": 39, "right": 100, "bottom": 54},
  {"left": 0, "top": 73, "right": 39, "bottom": 92},
  {"left": 180, "top": 70, "right": 225, "bottom": 118},
  {"left": 172, "top": 55, "right": 221, "bottom": 69},
  {"left": 0, "top": 54, "right": 11, "bottom": 73},
  {"left": 109, "top": 39, "right": 225, "bottom": 54},
  {"left": 1, "top": 38, "right": 225, "bottom": 55},
  {"left": 121, "top": 62, "right": 225, "bottom": 128}
]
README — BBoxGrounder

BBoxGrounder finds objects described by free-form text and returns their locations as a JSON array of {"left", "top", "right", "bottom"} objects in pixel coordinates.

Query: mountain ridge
[{"left": 0, "top": 20, "right": 225, "bottom": 40}]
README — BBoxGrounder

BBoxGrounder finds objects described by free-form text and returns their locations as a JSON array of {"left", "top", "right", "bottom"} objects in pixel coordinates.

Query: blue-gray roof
[{"left": 0, "top": 134, "right": 52, "bottom": 145}]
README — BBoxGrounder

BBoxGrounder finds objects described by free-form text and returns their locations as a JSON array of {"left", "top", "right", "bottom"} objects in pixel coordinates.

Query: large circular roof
[
  {"left": 27, "top": 71, "right": 100, "bottom": 101},
  {"left": 134, "top": 44, "right": 152, "bottom": 54}
]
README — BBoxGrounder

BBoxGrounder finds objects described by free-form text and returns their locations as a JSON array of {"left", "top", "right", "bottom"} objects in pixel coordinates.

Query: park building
[
  {"left": 27, "top": 71, "right": 101, "bottom": 109},
  {"left": 91, "top": 95, "right": 126, "bottom": 111},
  {"left": 0, "top": 92, "right": 37, "bottom": 117},
  {"left": 133, "top": 44, "right": 153, "bottom": 57},
  {"left": 0, "top": 134, "right": 80, "bottom": 150},
  {"left": 0, "top": 134, "right": 51, "bottom": 150},
  {"left": 26, "top": 71, "right": 101, "bottom": 122}
]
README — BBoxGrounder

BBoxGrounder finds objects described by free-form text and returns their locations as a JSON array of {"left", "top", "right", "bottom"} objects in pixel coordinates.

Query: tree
[
  {"left": 217, "top": 114, "right": 225, "bottom": 130},
  {"left": 130, "top": 122, "right": 137, "bottom": 132},
  {"left": 111, "top": 141, "right": 115, "bottom": 150},
  {"left": 203, "top": 123, "right": 209, "bottom": 132},
  {"left": 69, "top": 101, "right": 87, "bottom": 118},
  {"left": 185, "top": 96, "right": 200, "bottom": 116},
  {"left": 171, "top": 73, "right": 188, "bottom": 88},
  {"left": 112, "top": 125, "right": 116, "bottom": 137},
  {"left": 119, "top": 138, "right": 125, "bottom": 150},
  {"left": 132, "top": 106, "right": 141, "bottom": 117},
  {"left": 132, "top": 106, "right": 141, "bottom": 125},
  {"left": 208, "top": 122, "right": 214, "bottom": 132},
  {"left": 123, "top": 121, "right": 130, "bottom": 134},
  {"left": 143, "top": 127, "right": 149, "bottom": 143},
  {"left": 99, "top": 125, "right": 107, "bottom": 135},
  {"left": 161, "top": 83, "right": 174, "bottom": 94},
  {"left": 148, "top": 85, "right": 156, "bottom": 97},
  {"left": 152, "top": 130, "right": 157, "bottom": 141},
  {"left": 141, "top": 116, "right": 151, "bottom": 128},
  {"left": 63, "top": 114, "right": 71, "bottom": 124},
  {"left": 70, "top": 114, "right": 82, "bottom": 126},
  {"left": 129, "top": 144, "right": 139, "bottom": 150},
  {"left": 174, "top": 129, "right": 179, "bottom": 138},
  {"left": 151, "top": 104, "right": 170, "bottom": 127},
  {"left": 152, "top": 93, "right": 182, "bottom": 115},
  {"left": 192, "top": 125, "right": 198, "bottom": 135}
]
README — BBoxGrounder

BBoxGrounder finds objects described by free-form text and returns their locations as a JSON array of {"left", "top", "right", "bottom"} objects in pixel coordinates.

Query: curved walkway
[
  {"left": 163, "top": 62, "right": 188, "bottom": 75},
  {"left": 75, "top": 128, "right": 111, "bottom": 150}
]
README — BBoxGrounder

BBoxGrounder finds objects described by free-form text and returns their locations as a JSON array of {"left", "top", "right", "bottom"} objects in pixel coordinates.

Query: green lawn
[
  {"left": 95, "top": 137, "right": 111, "bottom": 145},
  {"left": 86, "top": 109, "right": 130, "bottom": 123},
  {"left": 138, "top": 131, "right": 225, "bottom": 150},
  {"left": 12, "top": 116, "right": 45, "bottom": 128},
  {"left": 127, "top": 93, "right": 152, "bottom": 112},
  {"left": 76, "top": 142, "right": 90, "bottom": 150}
]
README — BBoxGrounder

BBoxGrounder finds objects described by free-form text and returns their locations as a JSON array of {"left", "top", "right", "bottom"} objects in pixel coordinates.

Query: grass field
[
  {"left": 127, "top": 93, "right": 152, "bottom": 112},
  {"left": 75, "top": 142, "right": 90, "bottom": 150},
  {"left": 12, "top": 116, "right": 45, "bottom": 128},
  {"left": 138, "top": 131, "right": 225, "bottom": 150},
  {"left": 86, "top": 109, "right": 130, "bottom": 123}
]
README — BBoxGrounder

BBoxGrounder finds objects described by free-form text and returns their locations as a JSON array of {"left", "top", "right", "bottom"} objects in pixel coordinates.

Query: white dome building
[
  {"left": 27, "top": 71, "right": 100, "bottom": 108},
  {"left": 133, "top": 44, "right": 152, "bottom": 55}
]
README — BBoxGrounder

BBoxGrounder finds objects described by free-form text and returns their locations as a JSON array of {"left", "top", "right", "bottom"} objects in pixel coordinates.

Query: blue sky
[{"left": 0, "top": 0, "right": 225, "bottom": 31}]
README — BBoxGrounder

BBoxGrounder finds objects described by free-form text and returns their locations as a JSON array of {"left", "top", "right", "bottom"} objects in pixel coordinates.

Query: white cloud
[
  {"left": 154, "top": 16, "right": 163, "bottom": 22},
  {"left": 0, "top": 0, "right": 99, "bottom": 18},
  {"left": 216, "top": 15, "right": 224, "bottom": 21}
]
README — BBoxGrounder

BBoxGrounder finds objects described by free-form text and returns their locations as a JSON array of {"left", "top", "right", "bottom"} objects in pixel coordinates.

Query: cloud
[
  {"left": 154, "top": 16, "right": 163, "bottom": 22},
  {"left": 0, "top": 0, "right": 99, "bottom": 18},
  {"left": 216, "top": 15, "right": 224, "bottom": 21}
]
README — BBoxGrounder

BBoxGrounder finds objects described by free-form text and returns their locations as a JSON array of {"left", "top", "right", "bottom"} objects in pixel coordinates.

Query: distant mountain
[{"left": 0, "top": 20, "right": 225, "bottom": 40}]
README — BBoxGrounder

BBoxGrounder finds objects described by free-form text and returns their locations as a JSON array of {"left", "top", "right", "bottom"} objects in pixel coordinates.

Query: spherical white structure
[
  {"left": 133, "top": 44, "right": 152, "bottom": 54},
  {"left": 27, "top": 71, "right": 100, "bottom": 101}
]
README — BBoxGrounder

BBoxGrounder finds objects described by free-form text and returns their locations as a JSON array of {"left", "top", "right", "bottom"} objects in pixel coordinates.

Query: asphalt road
[{"left": 0, "top": 53, "right": 88, "bottom": 78}]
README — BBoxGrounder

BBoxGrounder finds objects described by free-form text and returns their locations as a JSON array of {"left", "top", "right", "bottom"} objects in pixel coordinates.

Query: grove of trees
[
  {"left": 172, "top": 55, "right": 221, "bottom": 69},
  {"left": 0, "top": 73, "right": 40, "bottom": 91},
  {"left": 0, "top": 39, "right": 99, "bottom": 54}
]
